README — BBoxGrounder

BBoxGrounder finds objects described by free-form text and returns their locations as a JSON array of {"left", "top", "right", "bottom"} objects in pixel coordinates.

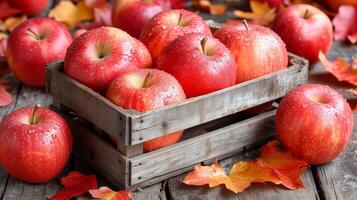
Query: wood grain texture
[
  {"left": 46, "top": 62, "right": 130, "bottom": 145},
  {"left": 167, "top": 148, "right": 320, "bottom": 200},
  {"left": 130, "top": 110, "right": 276, "bottom": 185},
  {"left": 129, "top": 56, "right": 308, "bottom": 145}
]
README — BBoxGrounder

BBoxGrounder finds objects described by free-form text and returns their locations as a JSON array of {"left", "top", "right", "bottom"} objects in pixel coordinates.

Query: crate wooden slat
[
  {"left": 46, "top": 54, "right": 308, "bottom": 148},
  {"left": 55, "top": 107, "right": 276, "bottom": 189}
]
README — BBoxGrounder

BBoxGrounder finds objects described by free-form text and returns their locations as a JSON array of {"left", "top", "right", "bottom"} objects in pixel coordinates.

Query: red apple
[
  {"left": 7, "top": 0, "right": 48, "bottom": 16},
  {"left": 271, "top": 4, "right": 333, "bottom": 66},
  {"left": 0, "top": 105, "right": 72, "bottom": 183},
  {"left": 214, "top": 21, "right": 288, "bottom": 83},
  {"left": 276, "top": 84, "right": 353, "bottom": 165},
  {"left": 140, "top": 9, "right": 212, "bottom": 64},
  {"left": 64, "top": 27, "right": 152, "bottom": 92},
  {"left": 112, "top": 0, "right": 170, "bottom": 38},
  {"left": 157, "top": 33, "right": 236, "bottom": 98},
  {"left": 7, "top": 17, "right": 72, "bottom": 87},
  {"left": 106, "top": 69, "right": 186, "bottom": 152}
]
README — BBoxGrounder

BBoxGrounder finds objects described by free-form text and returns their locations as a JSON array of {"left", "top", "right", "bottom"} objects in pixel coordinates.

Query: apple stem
[
  {"left": 201, "top": 37, "right": 208, "bottom": 55},
  {"left": 303, "top": 9, "right": 309, "bottom": 19},
  {"left": 30, "top": 104, "right": 41, "bottom": 125},
  {"left": 142, "top": 71, "right": 152, "bottom": 88},
  {"left": 242, "top": 19, "right": 249, "bottom": 30},
  {"left": 27, "top": 28, "right": 41, "bottom": 40},
  {"left": 178, "top": 13, "right": 183, "bottom": 25}
]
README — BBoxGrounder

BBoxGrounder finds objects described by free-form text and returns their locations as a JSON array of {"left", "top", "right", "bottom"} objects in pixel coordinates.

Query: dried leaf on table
[
  {"left": 4, "top": 15, "right": 27, "bottom": 32},
  {"left": 258, "top": 140, "right": 308, "bottom": 189},
  {"left": 183, "top": 140, "right": 309, "bottom": 193},
  {"left": 47, "top": 171, "right": 97, "bottom": 200},
  {"left": 0, "top": 80, "right": 12, "bottom": 107},
  {"left": 183, "top": 162, "right": 228, "bottom": 186},
  {"left": 210, "top": 4, "right": 227, "bottom": 15},
  {"left": 332, "top": 5, "right": 357, "bottom": 44},
  {"left": 192, "top": 0, "right": 210, "bottom": 10},
  {"left": 233, "top": 0, "right": 277, "bottom": 26},
  {"left": 89, "top": 186, "right": 133, "bottom": 200},
  {"left": 48, "top": 0, "right": 94, "bottom": 28},
  {"left": 0, "top": 0, "right": 21, "bottom": 20},
  {"left": 319, "top": 51, "right": 357, "bottom": 86}
]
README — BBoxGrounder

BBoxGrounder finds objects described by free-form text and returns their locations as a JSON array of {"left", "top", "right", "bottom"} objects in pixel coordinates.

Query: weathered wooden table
[{"left": 0, "top": 41, "right": 356, "bottom": 199}]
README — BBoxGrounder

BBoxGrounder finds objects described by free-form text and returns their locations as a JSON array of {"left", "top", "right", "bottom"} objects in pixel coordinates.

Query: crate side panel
[
  {"left": 129, "top": 110, "right": 276, "bottom": 185},
  {"left": 46, "top": 63, "right": 130, "bottom": 145},
  {"left": 68, "top": 116, "right": 129, "bottom": 187},
  {"left": 130, "top": 63, "right": 307, "bottom": 145}
]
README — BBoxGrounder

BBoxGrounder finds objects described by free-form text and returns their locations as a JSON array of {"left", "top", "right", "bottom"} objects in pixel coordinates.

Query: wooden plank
[
  {"left": 46, "top": 61, "right": 130, "bottom": 145},
  {"left": 61, "top": 114, "right": 129, "bottom": 188},
  {"left": 130, "top": 110, "right": 276, "bottom": 185},
  {"left": 167, "top": 147, "right": 320, "bottom": 200},
  {"left": 129, "top": 56, "right": 308, "bottom": 145}
]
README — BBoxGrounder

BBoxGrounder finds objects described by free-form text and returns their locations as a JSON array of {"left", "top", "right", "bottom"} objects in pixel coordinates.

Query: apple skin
[
  {"left": 276, "top": 84, "right": 353, "bottom": 165},
  {"left": 112, "top": 0, "right": 170, "bottom": 39},
  {"left": 7, "top": 0, "right": 48, "bottom": 16},
  {"left": 106, "top": 69, "right": 186, "bottom": 152},
  {"left": 140, "top": 9, "right": 212, "bottom": 64},
  {"left": 64, "top": 27, "right": 152, "bottom": 92},
  {"left": 0, "top": 107, "right": 72, "bottom": 183},
  {"left": 214, "top": 23, "right": 288, "bottom": 84},
  {"left": 7, "top": 17, "right": 72, "bottom": 87},
  {"left": 323, "top": 0, "right": 357, "bottom": 11},
  {"left": 157, "top": 33, "right": 236, "bottom": 98},
  {"left": 271, "top": 4, "right": 333, "bottom": 66}
]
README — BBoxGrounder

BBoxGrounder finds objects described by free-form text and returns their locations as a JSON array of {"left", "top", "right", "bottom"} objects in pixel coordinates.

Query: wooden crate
[{"left": 46, "top": 53, "right": 308, "bottom": 189}]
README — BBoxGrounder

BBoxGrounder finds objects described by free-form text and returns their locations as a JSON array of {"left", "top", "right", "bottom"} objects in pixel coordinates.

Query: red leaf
[
  {"left": 89, "top": 187, "right": 133, "bottom": 200},
  {"left": 0, "top": 1, "right": 21, "bottom": 20},
  {"left": 48, "top": 171, "right": 97, "bottom": 200},
  {"left": 332, "top": 5, "right": 357, "bottom": 44},
  {"left": 319, "top": 51, "right": 357, "bottom": 86},
  {"left": 183, "top": 162, "right": 227, "bottom": 186},
  {"left": 0, "top": 80, "right": 12, "bottom": 107},
  {"left": 0, "top": 35, "right": 7, "bottom": 60},
  {"left": 81, "top": 0, "right": 112, "bottom": 29}
]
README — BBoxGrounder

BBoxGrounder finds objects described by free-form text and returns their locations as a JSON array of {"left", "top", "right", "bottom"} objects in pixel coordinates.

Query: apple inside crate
[{"left": 45, "top": 53, "right": 308, "bottom": 189}]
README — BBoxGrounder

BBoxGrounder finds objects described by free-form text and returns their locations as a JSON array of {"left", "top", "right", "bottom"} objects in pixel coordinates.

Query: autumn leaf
[
  {"left": 209, "top": 4, "right": 227, "bottom": 15},
  {"left": 0, "top": 80, "right": 12, "bottom": 107},
  {"left": 0, "top": 33, "right": 8, "bottom": 77},
  {"left": 258, "top": 140, "right": 308, "bottom": 189},
  {"left": 49, "top": 1, "right": 94, "bottom": 28},
  {"left": 233, "top": 0, "right": 277, "bottom": 26},
  {"left": 183, "top": 140, "right": 309, "bottom": 193},
  {"left": 319, "top": 51, "right": 357, "bottom": 86},
  {"left": 47, "top": 171, "right": 97, "bottom": 200},
  {"left": 332, "top": 5, "right": 357, "bottom": 44},
  {"left": 0, "top": 1, "right": 21, "bottom": 20},
  {"left": 4, "top": 15, "right": 27, "bottom": 32},
  {"left": 183, "top": 162, "right": 228, "bottom": 186},
  {"left": 89, "top": 187, "right": 132, "bottom": 200}
]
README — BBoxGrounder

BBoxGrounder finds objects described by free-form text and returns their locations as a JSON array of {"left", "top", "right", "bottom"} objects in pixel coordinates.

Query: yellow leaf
[
  {"left": 49, "top": 1, "right": 94, "bottom": 28},
  {"left": 233, "top": 0, "right": 277, "bottom": 26},
  {"left": 4, "top": 15, "right": 27, "bottom": 32}
]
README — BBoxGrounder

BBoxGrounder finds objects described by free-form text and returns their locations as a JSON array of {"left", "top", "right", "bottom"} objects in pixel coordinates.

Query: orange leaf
[
  {"left": 0, "top": 80, "right": 12, "bottom": 107},
  {"left": 233, "top": 0, "right": 277, "bottom": 26},
  {"left": 47, "top": 171, "right": 97, "bottom": 200},
  {"left": 258, "top": 140, "right": 308, "bottom": 189},
  {"left": 319, "top": 51, "right": 357, "bottom": 86},
  {"left": 48, "top": 1, "right": 94, "bottom": 28},
  {"left": 209, "top": 4, "right": 227, "bottom": 15},
  {"left": 332, "top": 5, "right": 357, "bottom": 44},
  {"left": 89, "top": 186, "right": 132, "bottom": 200},
  {"left": 192, "top": 0, "right": 210, "bottom": 11},
  {"left": 183, "top": 140, "right": 309, "bottom": 193},
  {"left": 4, "top": 15, "right": 27, "bottom": 32},
  {"left": 183, "top": 162, "right": 227, "bottom": 186}
]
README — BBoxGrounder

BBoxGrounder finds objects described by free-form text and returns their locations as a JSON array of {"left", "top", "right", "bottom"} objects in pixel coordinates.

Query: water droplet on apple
[{"left": 51, "top": 134, "right": 56, "bottom": 139}]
